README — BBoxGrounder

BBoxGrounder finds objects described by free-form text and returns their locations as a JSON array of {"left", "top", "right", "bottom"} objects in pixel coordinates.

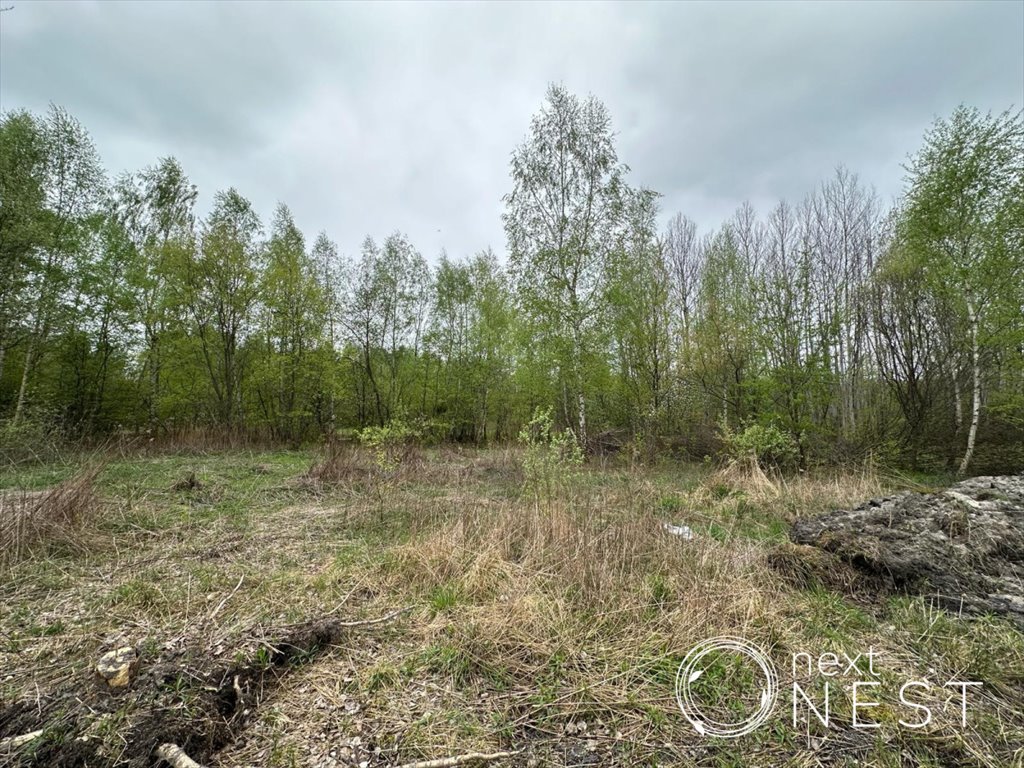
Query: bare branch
[
  {"left": 155, "top": 743, "right": 206, "bottom": 768},
  {"left": 0, "top": 730, "right": 44, "bottom": 749}
]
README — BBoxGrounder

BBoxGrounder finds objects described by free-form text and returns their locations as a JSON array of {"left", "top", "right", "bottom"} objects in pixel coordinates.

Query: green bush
[
  {"left": 0, "top": 414, "right": 66, "bottom": 466},
  {"left": 518, "top": 406, "right": 583, "bottom": 501},
  {"left": 359, "top": 416, "right": 419, "bottom": 473},
  {"left": 722, "top": 422, "right": 799, "bottom": 471}
]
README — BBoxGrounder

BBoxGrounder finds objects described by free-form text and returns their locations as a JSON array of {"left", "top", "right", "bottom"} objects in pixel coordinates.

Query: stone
[
  {"left": 790, "top": 474, "right": 1024, "bottom": 627},
  {"left": 96, "top": 646, "right": 138, "bottom": 688}
]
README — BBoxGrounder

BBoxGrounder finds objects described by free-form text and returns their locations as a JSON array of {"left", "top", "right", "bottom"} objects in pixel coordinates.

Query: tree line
[{"left": 1, "top": 87, "right": 1021, "bottom": 472}]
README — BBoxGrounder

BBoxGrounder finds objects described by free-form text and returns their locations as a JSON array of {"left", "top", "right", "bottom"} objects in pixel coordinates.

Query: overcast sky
[{"left": 2, "top": 1, "right": 1022, "bottom": 261}]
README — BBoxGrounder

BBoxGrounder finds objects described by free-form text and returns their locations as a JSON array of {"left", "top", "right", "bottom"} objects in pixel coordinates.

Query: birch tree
[
  {"left": 310, "top": 231, "right": 343, "bottom": 427},
  {"left": 605, "top": 187, "right": 671, "bottom": 433},
  {"left": 257, "top": 203, "right": 327, "bottom": 441},
  {"left": 115, "top": 157, "right": 197, "bottom": 430},
  {"left": 902, "top": 107, "right": 1024, "bottom": 473},
  {"left": 0, "top": 111, "right": 48, "bottom": 396},
  {"left": 10, "top": 107, "right": 103, "bottom": 424},
  {"left": 176, "top": 189, "right": 262, "bottom": 426},
  {"left": 503, "top": 84, "right": 626, "bottom": 447},
  {"left": 663, "top": 213, "right": 702, "bottom": 367}
]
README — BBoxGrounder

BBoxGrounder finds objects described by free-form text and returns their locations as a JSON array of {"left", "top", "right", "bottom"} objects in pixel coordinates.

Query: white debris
[{"left": 662, "top": 522, "right": 695, "bottom": 539}]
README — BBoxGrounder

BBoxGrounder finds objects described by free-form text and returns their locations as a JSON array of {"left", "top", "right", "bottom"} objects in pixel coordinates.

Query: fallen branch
[
  {"left": 0, "top": 729, "right": 44, "bottom": 749},
  {"left": 394, "top": 749, "right": 523, "bottom": 768},
  {"left": 156, "top": 742, "right": 207, "bottom": 768}
]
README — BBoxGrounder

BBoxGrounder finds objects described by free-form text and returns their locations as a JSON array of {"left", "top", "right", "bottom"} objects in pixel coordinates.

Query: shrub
[
  {"left": 722, "top": 422, "right": 800, "bottom": 471},
  {"left": 0, "top": 415, "right": 66, "bottom": 466},
  {"left": 359, "top": 416, "right": 420, "bottom": 474},
  {"left": 306, "top": 414, "right": 429, "bottom": 492},
  {"left": 305, "top": 436, "right": 369, "bottom": 487},
  {"left": 518, "top": 407, "right": 583, "bottom": 501}
]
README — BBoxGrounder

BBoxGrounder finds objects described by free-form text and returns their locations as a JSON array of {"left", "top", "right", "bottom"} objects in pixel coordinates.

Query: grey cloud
[{"left": 1, "top": 1, "right": 1021, "bottom": 259}]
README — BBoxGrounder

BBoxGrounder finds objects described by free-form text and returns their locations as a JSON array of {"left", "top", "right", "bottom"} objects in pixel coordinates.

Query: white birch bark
[{"left": 958, "top": 298, "right": 981, "bottom": 474}]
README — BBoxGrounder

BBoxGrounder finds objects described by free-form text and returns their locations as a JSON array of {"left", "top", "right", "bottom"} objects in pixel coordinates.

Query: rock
[
  {"left": 96, "top": 646, "right": 138, "bottom": 688},
  {"left": 791, "top": 474, "right": 1024, "bottom": 626}
]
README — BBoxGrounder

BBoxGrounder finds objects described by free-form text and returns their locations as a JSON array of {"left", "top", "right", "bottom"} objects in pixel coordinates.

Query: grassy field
[{"left": 1, "top": 446, "right": 1022, "bottom": 767}]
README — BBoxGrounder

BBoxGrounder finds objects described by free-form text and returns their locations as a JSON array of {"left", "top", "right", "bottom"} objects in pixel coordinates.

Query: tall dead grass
[
  {"left": 125, "top": 426, "right": 279, "bottom": 455},
  {"left": 305, "top": 442, "right": 525, "bottom": 491},
  {"left": 705, "top": 456, "right": 887, "bottom": 512},
  {"left": 389, "top": 491, "right": 779, "bottom": 640},
  {"left": 364, "top": 487, "right": 791, "bottom": 747},
  {"left": 0, "top": 465, "right": 102, "bottom": 566},
  {"left": 304, "top": 439, "right": 372, "bottom": 486}
]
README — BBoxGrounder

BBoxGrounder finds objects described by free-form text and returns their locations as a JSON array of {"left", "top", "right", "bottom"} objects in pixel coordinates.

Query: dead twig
[
  {"left": 269, "top": 606, "right": 412, "bottom": 640},
  {"left": 156, "top": 742, "right": 206, "bottom": 768},
  {"left": 0, "top": 729, "right": 44, "bottom": 749},
  {"left": 232, "top": 674, "right": 245, "bottom": 705},
  {"left": 394, "top": 750, "right": 522, "bottom": 768}
]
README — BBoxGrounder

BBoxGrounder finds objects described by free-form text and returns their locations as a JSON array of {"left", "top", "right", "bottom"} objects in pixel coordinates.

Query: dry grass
[
  {"left": 0, "top": 464, "right": 102, "bottom": 566},
  {"left": 304, "top": 442, "right": 524, "bottom": 494},
  {"left": 705, "top": 456, "right": 886, "bottom": 511},
  {"left": 0, "top": 450, "right": 1021, "bottom": 768},
  {"left": 369, "top": 495, "right": 785, "bottom": 756},
  {"left": 389, "top": 495, "right": 772, "bottom": 616},
  {"left": 304, "top": 440, "right": 372, "bottom": 487},
  {"left": 124, "top": 425, "right": 280, "bottom": 455}
]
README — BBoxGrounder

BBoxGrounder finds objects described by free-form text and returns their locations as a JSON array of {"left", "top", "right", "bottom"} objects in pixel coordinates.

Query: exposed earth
[{"left": 791, "top": 474, "right": 1024, "bottom": 627}]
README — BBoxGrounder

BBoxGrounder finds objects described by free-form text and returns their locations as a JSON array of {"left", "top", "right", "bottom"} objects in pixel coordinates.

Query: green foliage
[
  {"left": 518, "top": 406, "right": 584, "bottom": 500},
  {"left": 899, "top": 106, "right": 1024, "bottom": 473},
  {"left": 428, "top": 249, "right": 514, "bottom": 442},
  {"left": 504, "top": 84, "right": 631, "bottom": 445},
  {"left": 722, "top": 421, "right": 800, "bottom": 471},
  {"left": 251, "top": 204, "right": 330, "bottom": 443},
  {"left": 427, "top": 584, "right": 463, "bottom": 615},
  {"left": 1, "top": 98, "right": 1022, "bottom": 474},
  {"left": 605, "top": 187, "right": 672, "bottom": 435},
  {"left": 0, "top": 414, "right": 65, "bottom": 466},
  {"left": 359, "top": 415, "right": 419, "bottom": 474}
]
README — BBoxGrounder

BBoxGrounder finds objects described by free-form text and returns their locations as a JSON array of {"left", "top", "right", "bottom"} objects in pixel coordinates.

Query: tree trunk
[
  {"left": 147, "top": 330, "right": 160, "bottom": 433},
  {"left": 952, "top": 363, "right": 963, "bottom": 436},
  {"left": 577, "top": 390, "right": 587, "bottom": 450},
  {"left": 12, "top": 337, "right": 35, "bottom": 426},
  {"left": 958, "top": 301, "right": 981, "bottom": 475}
]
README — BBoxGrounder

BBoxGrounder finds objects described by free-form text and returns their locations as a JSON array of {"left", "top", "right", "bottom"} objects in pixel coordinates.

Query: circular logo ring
[{"left": 675, "top": 636, "right": 779, "bottom": 738}]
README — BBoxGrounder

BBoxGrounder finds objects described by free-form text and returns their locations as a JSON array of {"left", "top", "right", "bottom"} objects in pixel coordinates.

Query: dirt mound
[
  {"left": 790, "top": 474, "right": 1024, "bottom": 626},
  {"left": 0, "top": 610, "right": 408, "bottom": 767}
]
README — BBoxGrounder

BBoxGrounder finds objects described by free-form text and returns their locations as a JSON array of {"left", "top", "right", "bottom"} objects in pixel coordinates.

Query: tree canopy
[{"left": 1, "top": 94, "right": 1021, "bottom": 473}]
